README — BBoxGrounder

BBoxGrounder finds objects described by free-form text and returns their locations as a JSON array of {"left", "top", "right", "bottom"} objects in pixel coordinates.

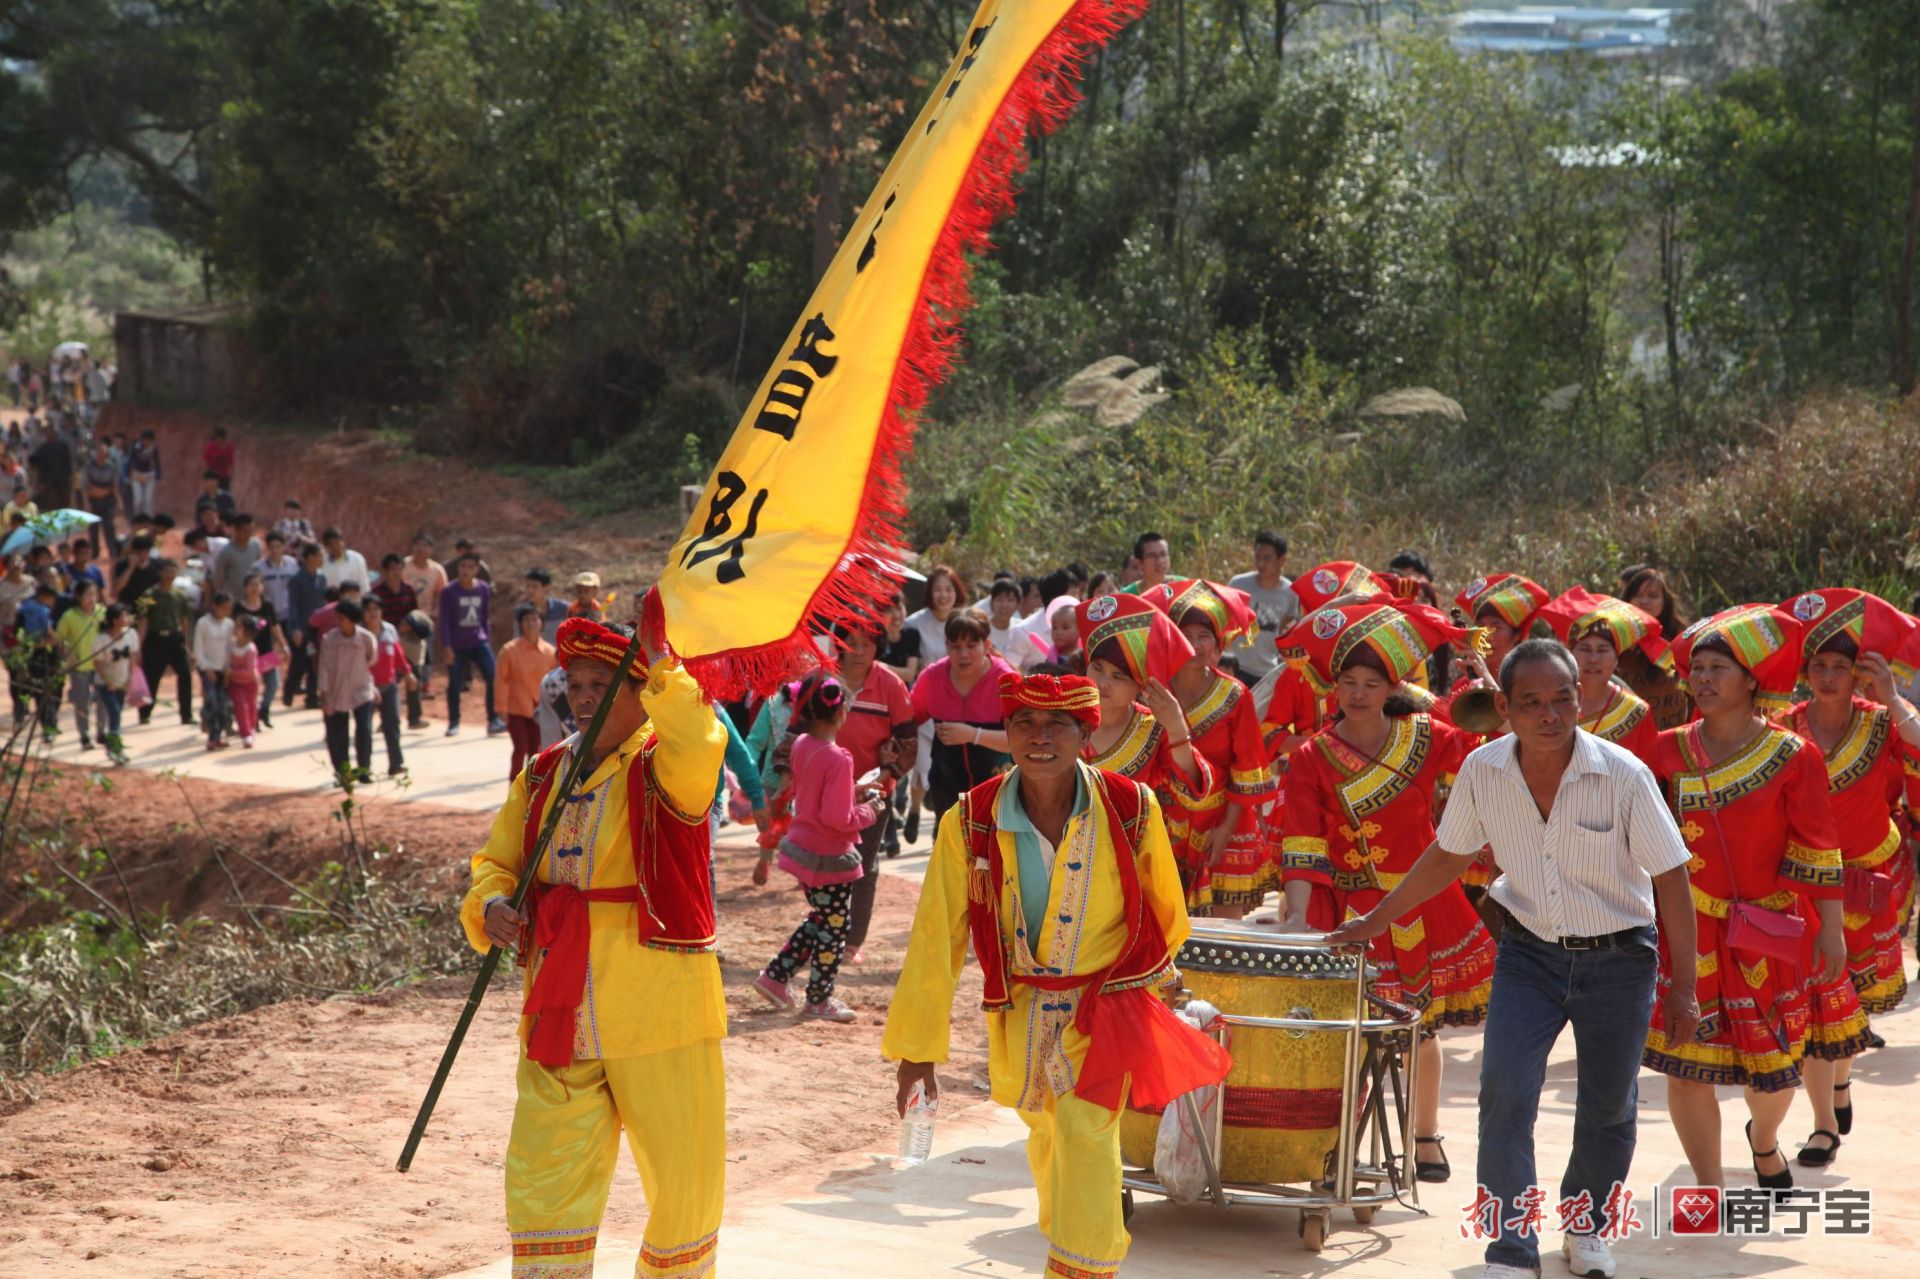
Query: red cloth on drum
[{"left": 1279, "top": 712, "right": 1493, "bottom": 1028}]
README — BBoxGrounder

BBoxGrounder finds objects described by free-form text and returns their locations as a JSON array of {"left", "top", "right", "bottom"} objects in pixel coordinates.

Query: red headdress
[
  {"left": 1535, "top": 587, "right": 1672, "bottom": 671},
  {"left": 1291, "top": 561, "right": 1384, "bottom": 613},
  {"left": 1782, "top": 588, "right": 1920, "bottom": 684},
  {"left": 1279, "top": 600, "right": 1488, "bottom": 694},
  {"left": 1456, "top": 572, "right": 1549, "bottom": 632},
  {"left": 1150, "top": 578, "right": 1257, "bottom": 648},
  {"left": 1670, "top": 603, "right": 1804, "bottom": 718},
  {"left": 1076, "top": 591, "right": 1194, "bottom": 688},
  {"left": 556, "top": 616, "right": 645, "bottom": 677},
  {"left": 998, "top": 671, "right": 1102, "bottom": 730}
]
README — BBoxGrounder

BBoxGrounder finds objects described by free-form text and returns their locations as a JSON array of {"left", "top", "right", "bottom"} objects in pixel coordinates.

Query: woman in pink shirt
[
  {"left": 909, "top": 608, "right": 1016, "bottom": 831},
  {"left": 753, "top": 673, "right": 888, "bottom": 1024}
]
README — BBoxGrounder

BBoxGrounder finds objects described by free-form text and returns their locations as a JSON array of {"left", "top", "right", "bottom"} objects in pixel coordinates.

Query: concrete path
[
  {"left": 443, "top": 980, "right": 1920, "bottom": 1278},
  {"left": 31, "top": 692, "right": 524, "bottom": 811}
]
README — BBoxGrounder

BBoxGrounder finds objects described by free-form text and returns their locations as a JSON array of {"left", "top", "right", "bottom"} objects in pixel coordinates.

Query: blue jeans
[
  {"left": 1477, "top": 920, "right": 1657, "bottom": 1270},
  {"left": 447, "top": 643, "right": 496, "bottom": 728},
  {"left": 200, "top": 671, "right": 230, "bottom": 743}
]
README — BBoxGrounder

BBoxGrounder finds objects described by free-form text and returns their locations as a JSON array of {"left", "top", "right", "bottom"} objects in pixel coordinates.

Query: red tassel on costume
[{"left": 968, "top": 857, "right": 995, "bottom": 906}]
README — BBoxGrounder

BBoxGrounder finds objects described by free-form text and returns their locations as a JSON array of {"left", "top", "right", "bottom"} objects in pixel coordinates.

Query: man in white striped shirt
[{"left": 1330, "top": 639, "right": 1697, "bottom": 1279}]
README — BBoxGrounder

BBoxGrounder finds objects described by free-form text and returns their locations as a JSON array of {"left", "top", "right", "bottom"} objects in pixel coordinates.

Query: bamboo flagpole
[{"left": 394, "top": 627, "right": 647, "bottom": 1173}]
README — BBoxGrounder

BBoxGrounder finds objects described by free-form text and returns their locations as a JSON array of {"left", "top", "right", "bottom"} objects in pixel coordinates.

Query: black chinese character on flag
[
  {"left": 681, "top": 470, "right": 768, "bottom": 584},
  {"left": 753, "top": 314, "right": 839, "bottom": 441}
]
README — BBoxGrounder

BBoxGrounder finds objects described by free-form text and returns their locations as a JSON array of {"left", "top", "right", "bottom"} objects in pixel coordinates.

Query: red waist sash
[
  {"left": 1013, "top": 967, "right": 1230, "bottom": 1112},
  {"left": 522, "top": 881, "right": 642, "bottom": 1067}
]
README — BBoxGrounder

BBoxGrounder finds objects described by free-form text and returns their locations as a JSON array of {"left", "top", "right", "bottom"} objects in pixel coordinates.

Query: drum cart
[{"left": 1119, "top": 929, "right": 1427, "bottom": 1252}]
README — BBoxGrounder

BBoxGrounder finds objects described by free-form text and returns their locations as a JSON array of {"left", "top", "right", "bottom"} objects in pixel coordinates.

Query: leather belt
[{"left": 1499, "top": 904, "right": 1650, "bottom": 952}]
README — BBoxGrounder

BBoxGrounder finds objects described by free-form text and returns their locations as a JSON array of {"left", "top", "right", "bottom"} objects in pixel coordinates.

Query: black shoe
[
  {"left": 882, "top": 837, "right": 901, "bottom": 859},
  {"left": 259, "top": 714, "right": 273, "bottom": 729},
  {"left": 1863, "top": 1028, "right": 1885, "bottom": 1049},
  {"left": 1747, "top": 1119, "right": 1793, "bottom": 1189},
  {"left": 1834, "top": 1081, "right": 1853, "bottom": 1135},
  {"left": 1796, "top": 1128, "right": 1841, "bottom": 1167},
  {"left": 138, "top": 710, "right": 152, "bottom": 725},
  {"left": 355, "top": 769, "right": 373, "bottom": 784},
  {"left": 903, "top": 807, "right": 920, "bottom": 845},
  {"left": 1415, "top": 1135, "right": 1450, "bottom": 1183}
]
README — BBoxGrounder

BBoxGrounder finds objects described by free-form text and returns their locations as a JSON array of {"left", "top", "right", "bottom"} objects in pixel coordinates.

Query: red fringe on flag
[{"left": 680, "top": 0, "right": 1153, "bottom": 700}]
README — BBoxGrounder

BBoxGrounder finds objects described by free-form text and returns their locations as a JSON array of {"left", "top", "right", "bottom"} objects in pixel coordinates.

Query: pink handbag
[
  {"left": 1724, "top": 899, "right": 1807, "bottom": 964},
  {"left": 1842, "top": 866, "right": 1894, "bottom": 916}
]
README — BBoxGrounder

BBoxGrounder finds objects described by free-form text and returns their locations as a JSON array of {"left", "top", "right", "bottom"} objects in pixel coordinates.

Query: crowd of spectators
[{"left": 0, "top": 413, "right": 607, "bottom": 787}]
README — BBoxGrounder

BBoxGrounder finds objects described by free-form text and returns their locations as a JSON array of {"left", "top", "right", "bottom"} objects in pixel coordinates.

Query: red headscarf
[
  {"left": 998, "top": 671, "right": 1102, "bottom": 730},
  {"left": 1783, "top": 588, "right": 1920, "bottom": 682},
  {"left": 1670, "top": 603, "right": 1805, "bottom": 717},
  {"left": 1535, "top": 586, "right": 1671, "bottom": 670},
  {"left": 1279, "top": 600, "right": 1487, "bottom": 694},
  {"left": 1292, "top": 561, "right": 1384, "bottom": 613},
  {"left": 1456, "top": 572, "right": 1548, "bottom": 632},
  {"left": 556, "top": 616, "right": 643, "bottom": 677},
  {"left": 1150, "top": 578, "right": 1257, "bottom": 648},
  {"left": 1076, "top": 591, "right": 1194, "bottom": 687}
]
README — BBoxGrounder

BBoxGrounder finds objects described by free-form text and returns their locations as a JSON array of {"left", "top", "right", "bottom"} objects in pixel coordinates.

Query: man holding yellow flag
[{"left": 463, "top": 616, "right": 727, "bottom": 1279}]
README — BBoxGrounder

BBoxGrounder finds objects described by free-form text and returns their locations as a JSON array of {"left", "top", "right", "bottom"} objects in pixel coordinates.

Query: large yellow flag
[{"left": 655, "top": 0, "right": 1149, "bottom": 695}]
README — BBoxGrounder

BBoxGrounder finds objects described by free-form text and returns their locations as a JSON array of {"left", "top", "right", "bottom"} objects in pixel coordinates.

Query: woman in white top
[{"left": 900, "top": 564, "right": 966, "bottom": 846}]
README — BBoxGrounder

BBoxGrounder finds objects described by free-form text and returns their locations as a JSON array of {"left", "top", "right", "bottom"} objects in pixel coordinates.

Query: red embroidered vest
[
  {"left": 519, "top": 738, "right": 716, "bottom": 954},
  {"left": 957, "top": 766, "right": 1233, "bottom": 1111}
]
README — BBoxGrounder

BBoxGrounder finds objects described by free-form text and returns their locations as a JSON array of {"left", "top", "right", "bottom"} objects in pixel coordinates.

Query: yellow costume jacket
[{"left": 462, "top": 657, "right": 727, "bottom": 1060}]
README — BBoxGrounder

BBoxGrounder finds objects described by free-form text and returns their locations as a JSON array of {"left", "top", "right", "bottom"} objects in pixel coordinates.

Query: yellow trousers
[
  {"left": 1019, "top": 1090, "right": 1128, "bottom": 1278},
  {"left": 506, "top": 1039, "right": 725, "bottom": 1279}
]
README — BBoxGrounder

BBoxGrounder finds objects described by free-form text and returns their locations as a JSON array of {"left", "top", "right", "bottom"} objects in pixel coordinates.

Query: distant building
[
  {"left": 1450, "top": 7, "right": 1676, "bottom": 58},
  {"left": 113, "top": 304, "right": 258, "bottom": 408}
]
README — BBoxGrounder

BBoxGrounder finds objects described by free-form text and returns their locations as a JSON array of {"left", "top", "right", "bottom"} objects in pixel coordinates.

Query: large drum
[{"left": 1121, "top": 925, "right": 1368, "bottom": 1186}]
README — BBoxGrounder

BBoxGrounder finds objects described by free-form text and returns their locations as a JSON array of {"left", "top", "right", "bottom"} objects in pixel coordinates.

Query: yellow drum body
[{"left": 1121, "top": 926, "right": 1364, "bottom": 1186}]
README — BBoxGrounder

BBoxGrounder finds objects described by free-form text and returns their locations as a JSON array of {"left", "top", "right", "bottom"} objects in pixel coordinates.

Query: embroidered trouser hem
[
  {"left": 1019, "top": 1089, "right": 1128, "bottom": 1277},
  {"left": 506, "top": 1039, "right": 725, "bottom": 1278}
]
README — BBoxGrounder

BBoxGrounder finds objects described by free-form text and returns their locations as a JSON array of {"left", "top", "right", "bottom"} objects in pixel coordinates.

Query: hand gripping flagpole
[{"left": 395, "top": 627, "right": 649, "bottom": 1172}]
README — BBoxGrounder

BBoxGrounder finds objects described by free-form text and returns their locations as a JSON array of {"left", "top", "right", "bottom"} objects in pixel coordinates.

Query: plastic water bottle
[{"left": 897, "top": 1081, "right": 938, "bottom": 1167}]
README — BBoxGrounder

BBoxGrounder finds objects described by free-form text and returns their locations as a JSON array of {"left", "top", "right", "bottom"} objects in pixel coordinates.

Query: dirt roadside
[{"left": 0, "top": 819, "right": 991, "bottom": 1278}]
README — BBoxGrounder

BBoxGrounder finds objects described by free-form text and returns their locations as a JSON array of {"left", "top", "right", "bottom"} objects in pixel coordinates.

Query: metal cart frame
[{"left": 1120, "top": 935, "right": 1428, "bottom": 1251}]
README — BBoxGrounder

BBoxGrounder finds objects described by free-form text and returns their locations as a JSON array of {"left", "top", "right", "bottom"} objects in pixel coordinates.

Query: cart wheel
[
  {"left": 1121, "top": 1188, "right": 1135, "bottom": 1225},
  {"left": 1299, "top": 1210, "right": 1328, "bottom": 1252},
  {"left": 1351, "top": 1204, "right": 1377, "bottom": 1225}
]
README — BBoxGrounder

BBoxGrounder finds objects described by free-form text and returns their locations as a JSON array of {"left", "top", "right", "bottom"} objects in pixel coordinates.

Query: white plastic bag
[{"left": 1152, "top": 1001, "right": 1223, "bottom": 1204}]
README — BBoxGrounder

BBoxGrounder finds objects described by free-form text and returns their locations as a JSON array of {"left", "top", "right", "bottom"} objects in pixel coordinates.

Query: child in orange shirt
[{"left": 497, "top": 605, "right": 558, "bottom": 777}]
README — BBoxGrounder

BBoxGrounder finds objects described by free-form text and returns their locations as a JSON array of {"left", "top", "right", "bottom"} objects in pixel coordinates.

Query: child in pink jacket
[{"left": 752, "top": 672, "right": 887, "bottom": 1023}]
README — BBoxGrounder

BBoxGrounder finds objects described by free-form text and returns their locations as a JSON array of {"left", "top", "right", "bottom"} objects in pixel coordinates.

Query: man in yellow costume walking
[
  {"left": 885, "top": 671, "right": 1231, "bottom": 1278},
  {"left": 463, "top": 615, "right": 727, "bottom": 1279}
]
